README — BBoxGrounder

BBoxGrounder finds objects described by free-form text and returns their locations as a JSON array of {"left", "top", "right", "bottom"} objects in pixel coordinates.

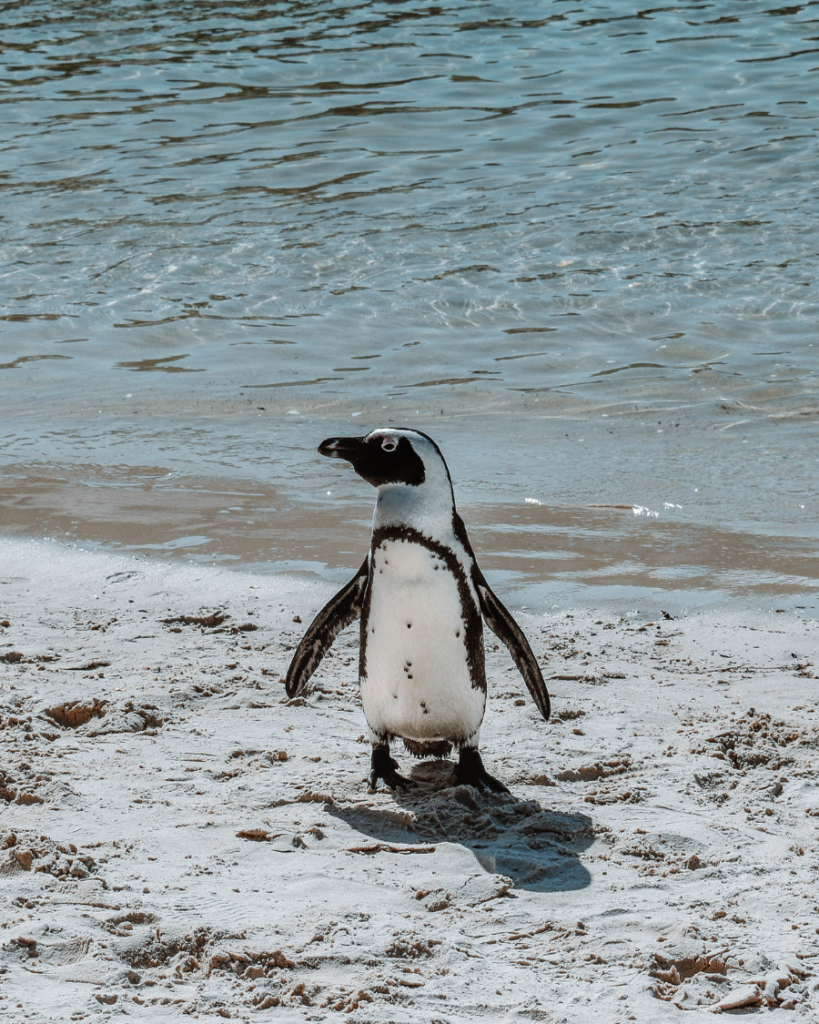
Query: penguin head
[
  {"left": 320, "top": 429, "right": 456, "bottom": 532},
  {"left": 318, "top": 428, "right": 448, "bottom": 490}
]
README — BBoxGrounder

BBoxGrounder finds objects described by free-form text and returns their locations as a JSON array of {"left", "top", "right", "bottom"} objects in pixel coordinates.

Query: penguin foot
[
  {"left": 455, "top": 748, "right": 509, "bottom": 794},
  {"left": 369, "top": 745, "right": 415, "bottom": 791}
]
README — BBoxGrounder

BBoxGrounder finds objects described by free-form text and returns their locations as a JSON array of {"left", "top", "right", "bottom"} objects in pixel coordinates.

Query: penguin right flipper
[
  {"left": 285, "top": 557, "right": 369, "bottom": 698},
  {"left": 476, "top": 580, "right": 551, "bottom": 722}
]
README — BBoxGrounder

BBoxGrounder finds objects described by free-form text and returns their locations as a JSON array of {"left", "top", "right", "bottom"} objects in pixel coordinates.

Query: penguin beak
[{"left": 318, "top": 436, "right": 366, "bottom": 462}]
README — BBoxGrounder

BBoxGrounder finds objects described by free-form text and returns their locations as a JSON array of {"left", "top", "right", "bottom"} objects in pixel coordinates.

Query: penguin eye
[{"left": 381, "top": 437, "right": 397, "bottom": 453}]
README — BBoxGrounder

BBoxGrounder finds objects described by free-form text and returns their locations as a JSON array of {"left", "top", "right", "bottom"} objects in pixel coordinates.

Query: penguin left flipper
[
  {"left": 475, "top": 579, "right": 551, "bottom": 722},
  {"left": 285, "top": 557, "right": 369, "bottom": 698}
]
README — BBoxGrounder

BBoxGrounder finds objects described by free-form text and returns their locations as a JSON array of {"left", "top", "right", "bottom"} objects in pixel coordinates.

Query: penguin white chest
[{"left": 361, "top": 538, "right": 485, "bottom": 744}]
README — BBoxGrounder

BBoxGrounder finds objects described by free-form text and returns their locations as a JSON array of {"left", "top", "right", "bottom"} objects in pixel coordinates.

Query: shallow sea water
[{"left": 1, "top": 1, "right": 818, "bottom": 612}]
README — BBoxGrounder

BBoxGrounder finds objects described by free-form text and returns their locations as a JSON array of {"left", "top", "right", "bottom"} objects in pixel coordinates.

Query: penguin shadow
[{"left": 328, "top": 760, "right": 593, "bottom": 893}]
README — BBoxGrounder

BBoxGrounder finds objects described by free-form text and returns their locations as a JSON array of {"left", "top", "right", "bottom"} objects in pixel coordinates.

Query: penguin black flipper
[
  {"left": 475, "top": 578, "right": 551, "bottom": 722},
  {"left": 285, "top": 557, "right": 369, "bottom": 698}
]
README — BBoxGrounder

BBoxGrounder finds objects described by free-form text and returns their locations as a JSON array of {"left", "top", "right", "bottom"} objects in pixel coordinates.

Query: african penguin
[{"left": 285, "top": 428, "right": 551, "bottom": 793}]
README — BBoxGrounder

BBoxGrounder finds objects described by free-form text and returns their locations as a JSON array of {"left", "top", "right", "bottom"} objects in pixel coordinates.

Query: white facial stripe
[{"left": 365, "top": 429, "right": 397, "bottom": 444}]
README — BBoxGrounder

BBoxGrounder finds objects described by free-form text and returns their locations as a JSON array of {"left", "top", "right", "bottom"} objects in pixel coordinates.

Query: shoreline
[{"left": 1, "top": 538, "right": 818, "bottom": 1020}]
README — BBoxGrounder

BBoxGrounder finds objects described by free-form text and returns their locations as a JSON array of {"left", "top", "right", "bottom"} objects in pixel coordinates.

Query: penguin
[{"left": 285, "top": 428, "right": 550, "bottom": 793}]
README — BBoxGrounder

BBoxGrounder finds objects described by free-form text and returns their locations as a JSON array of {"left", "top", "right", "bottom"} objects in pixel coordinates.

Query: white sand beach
[{"left": 1, "top": 538, "right": 817, "bottom": 1021}]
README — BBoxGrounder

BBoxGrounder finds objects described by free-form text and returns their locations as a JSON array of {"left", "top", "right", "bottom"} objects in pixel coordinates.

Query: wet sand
[
  {"left": 4, "top": 393, "right": 819, "bottom": 615},
  {"left": 2, "top": 538, "right": 818, "bottom": 1021}
]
